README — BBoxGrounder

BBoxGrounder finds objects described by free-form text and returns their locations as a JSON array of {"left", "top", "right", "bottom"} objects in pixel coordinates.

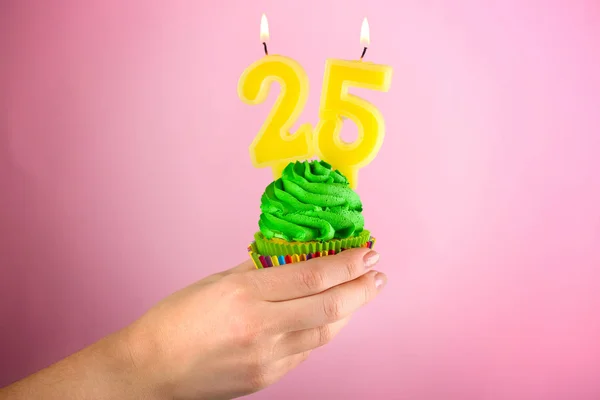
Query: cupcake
[{"left": 248, "top": 159, "right": 375, "bottom": 268}]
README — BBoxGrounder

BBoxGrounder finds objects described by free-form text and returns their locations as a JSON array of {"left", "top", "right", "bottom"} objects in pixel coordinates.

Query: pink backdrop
[{"left": 1, "top": 1, "right": 600, "bottom": 399}]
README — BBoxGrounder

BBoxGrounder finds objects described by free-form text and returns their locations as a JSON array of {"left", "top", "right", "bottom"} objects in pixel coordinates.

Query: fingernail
[
  {"left": 375, "top": 273, "right": 387, "bottom": 290},
  {"left": 363, "top": 251, "right": 380, "bottom": 269}
]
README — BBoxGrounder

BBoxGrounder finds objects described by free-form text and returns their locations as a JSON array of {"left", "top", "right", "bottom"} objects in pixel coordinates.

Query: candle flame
[
  {"left": 360, "top": 17, "right": 370, "bottom": 46},
  {"left": 260, "top": 14, "right": 270, "bottom": 43}
]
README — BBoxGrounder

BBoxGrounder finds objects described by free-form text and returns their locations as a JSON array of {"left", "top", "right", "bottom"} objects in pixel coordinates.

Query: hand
[{"left": 125, "top": 248, "right": 386, "bottom": 400}]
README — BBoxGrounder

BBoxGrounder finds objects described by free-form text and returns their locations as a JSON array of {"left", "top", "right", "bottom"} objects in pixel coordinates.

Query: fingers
[
  {"left": 246, "top": 248, "right": 380, "bottom": 301},
  {"left": 225, "top": 259, "right": 257, "bottom": 275},
  {"left": 213, "top": 259, "right": 256, "bottom": 279},
  {"left": 280, "top": 350, "right": 311, "bottom": 371},
  {"left": 275, "top": 270, "right": 386, "bottom": 331},
  {"left": 270, "top": 351, "right": 311, "bottom": 379},
  {"left": 199, "top": 259, "right": 255, "bottom": 285},
  {"left": 274, "top": 317, "right": 352, "bottom": 359},
  {"left": 249, "top": 351, "right": 311, "bottom": 392}
]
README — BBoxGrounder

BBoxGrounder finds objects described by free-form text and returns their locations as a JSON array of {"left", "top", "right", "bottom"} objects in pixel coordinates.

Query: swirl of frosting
[{"left": 258, "top": 160, "right": 365, "bottom": 241}]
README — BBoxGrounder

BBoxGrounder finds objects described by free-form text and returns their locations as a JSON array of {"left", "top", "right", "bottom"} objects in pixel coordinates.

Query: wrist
[{"left": 115, "top": 325, "right": 172, "bottom": 400}]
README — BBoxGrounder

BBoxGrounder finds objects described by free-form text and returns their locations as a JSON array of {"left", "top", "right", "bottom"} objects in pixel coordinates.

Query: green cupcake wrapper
[{"left": 254, "top": 230, "right": 372, "bottom": 257}]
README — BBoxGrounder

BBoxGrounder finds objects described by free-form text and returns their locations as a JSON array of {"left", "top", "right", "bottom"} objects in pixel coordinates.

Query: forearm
[{"left": 0, "top": 330, "right": 162, "bottom": 400}]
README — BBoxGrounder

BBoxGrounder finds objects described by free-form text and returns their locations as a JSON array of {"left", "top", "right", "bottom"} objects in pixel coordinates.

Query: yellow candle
[
  {"left": 238, "top": 16, "right": 392, "bottom": 187},
  {"left": 238, "top": 14, "right": 314, "bottom": 179},
  {"left": 315, "top": 18, "right": 393, "bottom": 188}
]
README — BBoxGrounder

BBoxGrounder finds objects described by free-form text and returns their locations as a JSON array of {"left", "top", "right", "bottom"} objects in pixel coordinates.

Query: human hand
[{"left": 124, "top": 248, "right": 386, "bottom": 400}]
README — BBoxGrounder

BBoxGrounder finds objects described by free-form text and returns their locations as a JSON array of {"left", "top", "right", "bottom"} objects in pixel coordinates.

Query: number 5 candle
[{"left": 315, "top": 18, "right": 393, "bottom": 188}]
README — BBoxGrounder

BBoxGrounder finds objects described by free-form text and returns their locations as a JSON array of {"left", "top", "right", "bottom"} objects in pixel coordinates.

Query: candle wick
[
  {"left": 360, "top": 47, "right": 368, "bottom": 60},
  {"left": 263, "top": 42, "right": 269, "bottom": 55}
]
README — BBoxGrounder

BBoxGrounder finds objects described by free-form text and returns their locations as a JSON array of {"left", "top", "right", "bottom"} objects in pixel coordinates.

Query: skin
[{"left": 0, "top": 248, "right": 386, "bottom": 400}]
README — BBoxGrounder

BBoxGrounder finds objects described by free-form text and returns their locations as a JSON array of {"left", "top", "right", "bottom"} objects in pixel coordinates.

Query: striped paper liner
[{"left": 247, "top": 237, "right": 376, "bottom": 269}]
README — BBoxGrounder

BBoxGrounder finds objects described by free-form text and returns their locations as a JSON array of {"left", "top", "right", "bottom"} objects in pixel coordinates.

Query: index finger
[{"left": 246, "top": 248, "right": 380, "bottom": 301}]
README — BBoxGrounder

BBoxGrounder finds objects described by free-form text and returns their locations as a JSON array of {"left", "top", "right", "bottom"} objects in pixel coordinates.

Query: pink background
[{"left": 1, "top": 0, "right": 600, "bottom": 399}]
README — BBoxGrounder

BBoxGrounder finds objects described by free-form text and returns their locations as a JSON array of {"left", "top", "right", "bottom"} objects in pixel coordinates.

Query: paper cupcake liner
[
  {"left": 247, "top": 232, "right": 376, "bottom": 269},
  {"left": 254, "top": 230, "right": 372, "bottom": 256}
]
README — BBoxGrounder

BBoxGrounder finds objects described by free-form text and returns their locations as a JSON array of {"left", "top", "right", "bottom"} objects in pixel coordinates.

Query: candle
[
  {"left": 314, "top": 18, "right": 393, "bottom": 188},
  {"left": 238, "top": 16, "right": 392, "bottom": 187},
  {"left": 238, "top": 14, "right": 314, "bottom": 179}
]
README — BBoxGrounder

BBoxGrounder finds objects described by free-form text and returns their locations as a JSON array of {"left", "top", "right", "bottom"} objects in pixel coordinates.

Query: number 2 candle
[
  {"left": 237, "top": 14, "right": 314, "bottom": 179},
  {"left": 238, "top": 15, "right": 393, "bottom": 188}
]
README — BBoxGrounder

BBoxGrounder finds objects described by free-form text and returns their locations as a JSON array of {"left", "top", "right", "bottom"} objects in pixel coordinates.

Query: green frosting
[{"left": 258, "top": 160, "right": 365, "bottom": 242}]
